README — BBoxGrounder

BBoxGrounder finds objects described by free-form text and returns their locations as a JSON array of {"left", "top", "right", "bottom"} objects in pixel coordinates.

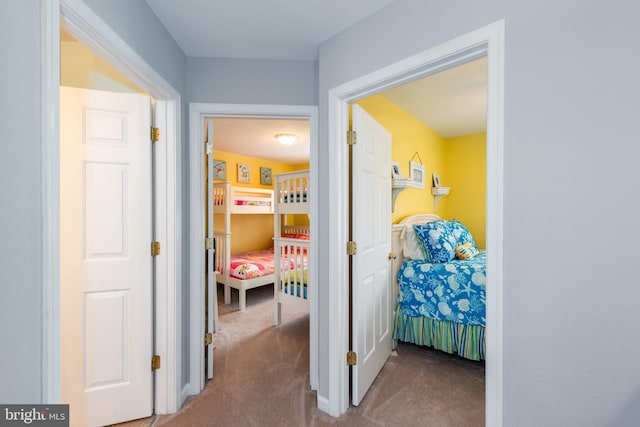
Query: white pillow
[{"left": 400, "top": 224, "right": 426, "bottom": 260}]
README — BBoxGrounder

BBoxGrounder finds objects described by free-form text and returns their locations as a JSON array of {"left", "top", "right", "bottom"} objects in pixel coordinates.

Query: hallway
[{"left": 153, "top": 284, "right": 484, "bottom": 426}]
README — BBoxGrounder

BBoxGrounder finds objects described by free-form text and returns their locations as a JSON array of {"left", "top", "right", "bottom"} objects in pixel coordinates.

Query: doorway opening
[
  {"left": 42, "top": 2, "right": 182, "bottom": 418},
  {"left": 347, "top": 55, "right": 488, "bottom": 415},
  {"left": 188, "top": 103, "right": 319, "bottom": 398},
  {"left": 203, "top": 115, "right": 312, "bottom": 381},
  {"left": 323, "top": 20, "right": 504, "bottom": 423}
]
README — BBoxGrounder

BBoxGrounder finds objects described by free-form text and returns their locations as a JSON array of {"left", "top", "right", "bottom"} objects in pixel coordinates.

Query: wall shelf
[
  {"left": 431, "top": 186, "right": 450, "bottom": 211},
  {"left": 392, "top": 178, "right": 420, "bottom": 212}
]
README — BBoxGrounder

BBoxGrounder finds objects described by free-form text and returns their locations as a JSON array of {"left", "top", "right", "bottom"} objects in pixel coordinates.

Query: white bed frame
[
  {"left": 213, "top": 182, "right": 275, "bottom": 311},
  {"left": 391, "top": 214, "right": 442, "bottom": 313},
  {"left": 273, "top": 170, "right": 311, "bottom": 325}
]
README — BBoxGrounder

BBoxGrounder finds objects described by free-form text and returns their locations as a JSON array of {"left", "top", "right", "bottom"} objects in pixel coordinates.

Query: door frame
[
  {"left": 188, "top": 102, "right": 319, "bottom": 394},
  {"left": 325, "top": 20, "right": 505, "bottom": 424},
  {"left": 41, "top": 0, "right": 183, "bottom": 414}
]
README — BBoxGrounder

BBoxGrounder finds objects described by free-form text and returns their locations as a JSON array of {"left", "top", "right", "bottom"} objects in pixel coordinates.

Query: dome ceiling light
[{"left": 274, "top": 133, "right": 298, "bottom": 145}]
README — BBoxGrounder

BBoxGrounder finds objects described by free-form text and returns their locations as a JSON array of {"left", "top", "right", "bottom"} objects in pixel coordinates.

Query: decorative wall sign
[
  {"left": 213, "top": 160, "right": 226, "bottom": 180},
  {"left": 260, "top": 167, "right": 272, "bottom": 185},
  {"left": 237, "top": 163, "right": 250, "bottom": 183},
  {"left": 410, "top": 161, "right": 425, "bottom": 189}
]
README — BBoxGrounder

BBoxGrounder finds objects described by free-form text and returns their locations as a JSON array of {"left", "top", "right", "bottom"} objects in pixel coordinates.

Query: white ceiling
[
  {"left": 210, "top": 117, "right": 311, "bottom": 165},
  {"left": 382, "top": 57, "right": 487, "bottom": 138},
  {"left": 146, "top": 0, "right": 486, "bottom": 163}
]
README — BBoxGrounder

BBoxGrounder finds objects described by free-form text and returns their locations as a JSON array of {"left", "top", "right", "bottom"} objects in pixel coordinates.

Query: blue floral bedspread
[{"left": 397, "top": 251, "right": 486, "bottom": 326}]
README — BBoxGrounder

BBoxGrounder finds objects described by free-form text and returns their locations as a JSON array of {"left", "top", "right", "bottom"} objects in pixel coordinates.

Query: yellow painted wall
[
  {"left": 60, "top": 36, "right": 143, "bottom": 93},
  {"left": 353, "top": 95, "right": 445, "bottom": 223},
  {"left": 442, "top": 133, "right": 486, "bottom": 248},
  {"left": 212, "top": 150, "right": 308, "bottom": 254},
  {"left": 353, "top": 95, "right": 486, "bottom": 248}
]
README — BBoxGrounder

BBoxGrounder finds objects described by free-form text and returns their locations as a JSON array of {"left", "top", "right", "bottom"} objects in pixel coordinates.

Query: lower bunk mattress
[
  {"left": 394, "top": 252, "right": 487, "bottom": 361},
  {"left": 228, "top": 249, "right": 276, "bottom": 280},
  {"left": 226, "top": 236, "right": 310, "bottom": 281}
]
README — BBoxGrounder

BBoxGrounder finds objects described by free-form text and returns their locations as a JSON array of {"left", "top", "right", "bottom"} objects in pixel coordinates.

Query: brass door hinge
[
  {"left": 151, "top": 241, "right": 161, "bottom": 256},
  {"left": 205, "top": 237, "right": 213, "bottom": 251},
  {"left": 151, "top": 127, "right": 160, "bottom": 143},
  {"left": 347, "top": 351, "right": 357, "bottom": 366},
  {"left": 347, "top": 130, "right": 357, "bottom": 145},
  {"left": 205, "top": 332, "right": 213, "bottom": 346},
  {"left": 346, "top": 241, "right": 357, "bottom": 256},
  {"left": 151, "top": 355, "right": 161, "bottom": 371},
  {"left": 205, "top": 142, "right": 213, "bottom": 155}
]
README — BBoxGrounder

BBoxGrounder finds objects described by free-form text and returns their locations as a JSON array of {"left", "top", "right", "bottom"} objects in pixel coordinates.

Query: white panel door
[
  {"left": 351, "top": 104, "right": 393, "bottom": 405},
  {"left": 60, "top": 86, "right": 152, "bottom": 427}
]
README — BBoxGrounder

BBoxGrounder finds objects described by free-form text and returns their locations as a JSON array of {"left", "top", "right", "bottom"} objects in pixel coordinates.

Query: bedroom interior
[
  {"left": 198, "top": 115, "right": 318, "bottom": 422},
  {"left": 207, "top": 116, "right": 311, "bottom": 315},
  {"left": 210, "top": 167, "right": 311, "bottom": 316},
  {"left": 346, "top": 54, "right": 488, "bottom": 414}
]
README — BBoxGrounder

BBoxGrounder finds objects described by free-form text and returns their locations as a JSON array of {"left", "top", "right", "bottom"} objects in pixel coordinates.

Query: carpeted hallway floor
[{"left": 153, "top": 283, "right": 485, "bottom": 427}]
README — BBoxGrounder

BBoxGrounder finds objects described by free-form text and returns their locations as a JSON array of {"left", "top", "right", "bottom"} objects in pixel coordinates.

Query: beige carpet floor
[{"left": 154, "top": 284, "right": 485, "bottom": 427}]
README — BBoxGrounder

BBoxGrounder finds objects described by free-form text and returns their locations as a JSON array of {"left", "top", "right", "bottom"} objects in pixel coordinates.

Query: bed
[
  {"left": 213, "top": 182, "right": 276, "bottom": 311},
  {"left": 391, "top": 214, "right": 486, "bottom": 361},
  {"left": 273, "top": 170, "right": 311, "bottom": 325},
  {"left": 213, "top": 183, "right": 275, "bottom": 214}
]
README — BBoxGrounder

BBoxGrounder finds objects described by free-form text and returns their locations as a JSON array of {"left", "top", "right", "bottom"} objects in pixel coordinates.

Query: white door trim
[
  {"left": 41, "top": 0, "right": 183, "bottom": 414},
  {"left": 188, "top": 102, "right": 319, "bottom": 395},
  {"left": 325, "top": 20, "right": 505, "bottom": 424}
]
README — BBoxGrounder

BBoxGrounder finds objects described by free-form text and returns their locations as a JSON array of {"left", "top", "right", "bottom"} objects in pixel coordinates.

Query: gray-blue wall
[
  {"left": 186, "top": 57, "right": 317, "bottom": 105},
  {"left": 317, "top": 0, "right": 640, "bottom": 425},
  {"left": 82, "top": 0, "right": 186, "bottom": 93},
  {"left": 0, "top": 0, "right": 44, "bottom": 401}
]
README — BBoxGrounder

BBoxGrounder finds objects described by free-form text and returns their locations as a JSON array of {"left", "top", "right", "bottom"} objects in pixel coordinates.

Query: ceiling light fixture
[{"left": 274, "top": 133, "right": 298, "bottom": 145}]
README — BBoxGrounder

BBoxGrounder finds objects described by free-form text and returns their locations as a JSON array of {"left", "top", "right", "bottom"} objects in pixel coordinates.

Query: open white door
[
  {"left": 351, "top": 105, "right": 393, "bottom": 405},
  {"left": 206, "top": 118, "right": 217, "bottom": 379},
  {"left": 60, "top": 86, "right": 153, "bottom": 426}
]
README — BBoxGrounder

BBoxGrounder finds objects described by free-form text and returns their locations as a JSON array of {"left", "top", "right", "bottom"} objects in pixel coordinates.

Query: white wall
[{"left": 317, "top": 0, "right": 640, "bottom": 425}]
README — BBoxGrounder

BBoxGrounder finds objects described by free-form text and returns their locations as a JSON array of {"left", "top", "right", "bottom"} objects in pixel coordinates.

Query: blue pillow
[
  {"left": 449, "top": 219, "right": 475, "bottom": 247},
  {"left": 413, "top": 221, "right": 457, "bottom": 263}
]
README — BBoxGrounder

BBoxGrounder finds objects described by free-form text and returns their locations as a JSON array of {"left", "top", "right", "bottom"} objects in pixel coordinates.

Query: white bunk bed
[
  {"left": 273, "top": 170, "right": 311, "bottom": 325},
  {"left": 212, "top": 182, "right": 276, "bottom": 311}
]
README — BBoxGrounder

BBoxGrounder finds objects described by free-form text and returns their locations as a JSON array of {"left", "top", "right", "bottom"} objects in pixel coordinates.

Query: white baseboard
[
  {"left": 316, "top": 394, "right": 332, "bottom": 415},
  {"left": 180, "top": 383, "right": 190, "bottom": 407}
]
